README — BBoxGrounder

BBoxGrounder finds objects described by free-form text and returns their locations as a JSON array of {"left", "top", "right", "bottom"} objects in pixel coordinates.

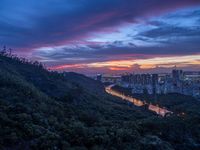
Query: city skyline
[
  {"left": 99, "top": 68, "right": 200, "bottom": 99},
  {"left": 1, "top": 0, "right": 200, "bottom": 74}
]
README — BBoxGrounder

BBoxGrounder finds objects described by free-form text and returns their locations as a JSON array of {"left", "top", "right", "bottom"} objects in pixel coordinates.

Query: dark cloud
[
  {"left": 139, "top": 25, "right": 200, "bottom": 39},
  {"left": 34, "top": 38, "right": 200, "bottom": 66},
  {"left": 1, "top": 0, "right": 200, "bottom": 74},
  {"left": 0, "top": 0, "right": 199, "bottom": 51},
  {"left": 165, "top": 9, "right": 200, "bottom": 19}
]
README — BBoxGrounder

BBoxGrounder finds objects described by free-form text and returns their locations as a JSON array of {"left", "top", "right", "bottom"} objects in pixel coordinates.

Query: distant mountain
[{"left": 0, "top": 53, "right": 200, "bottom": 150}]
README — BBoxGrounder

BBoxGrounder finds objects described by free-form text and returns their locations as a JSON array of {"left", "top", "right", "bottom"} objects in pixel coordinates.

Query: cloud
[
  {"left": 138, "top": 24, "right": 200, "bottom": 39},
  {"left": 0, "top": 0, "right": 199, "bottom": 51},
  {"left": 33, "top": 39, "right": 200, "bottom": 67},
  {"left": 165, "top": 8, "right": 200, "bottom": 19},
  {"left": 1, "top": 1, "right": 200, "bottom": 74}
]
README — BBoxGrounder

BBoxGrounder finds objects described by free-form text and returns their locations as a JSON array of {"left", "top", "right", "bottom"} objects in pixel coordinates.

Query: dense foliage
[{"left": 0, "top": 53, "right": 200, "bottom": 150}]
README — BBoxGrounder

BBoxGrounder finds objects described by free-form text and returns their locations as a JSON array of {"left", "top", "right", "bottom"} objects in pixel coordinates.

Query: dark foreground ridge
[{"left": 0, "top": 53, "right": 200, "bottom": 150}]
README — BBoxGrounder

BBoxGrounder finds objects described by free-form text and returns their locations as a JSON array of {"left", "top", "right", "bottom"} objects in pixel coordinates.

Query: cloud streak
[
  {"left": 1, "top": 0, "right": 200, "bottom": 49},
  {"left": 1, "top": 0, "right": 200, "bottom": 74}
]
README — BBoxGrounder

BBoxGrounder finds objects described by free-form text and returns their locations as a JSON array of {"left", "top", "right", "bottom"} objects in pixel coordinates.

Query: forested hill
[
  {"left": 0, "top": 53, "right": 150, "bottom": 150},
  {"left": 0, "top": 53, "right": 104, "bottom": 98},
  {"left": 1, "top": 53, "right": 200, "bottom": 150}
]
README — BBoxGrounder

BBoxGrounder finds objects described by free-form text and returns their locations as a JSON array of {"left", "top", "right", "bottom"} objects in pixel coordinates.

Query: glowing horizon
[{"left": 49, "top": 54, "right": 200, "bottom": 73}]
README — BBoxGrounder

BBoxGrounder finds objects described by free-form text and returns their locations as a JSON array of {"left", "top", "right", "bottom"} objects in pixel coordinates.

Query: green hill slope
[
  {"left": 0, "top": 54, "right": 152, "bottom": 150},
  {"left": 1, "top": 54, "right": 200, "bottom": 150}
]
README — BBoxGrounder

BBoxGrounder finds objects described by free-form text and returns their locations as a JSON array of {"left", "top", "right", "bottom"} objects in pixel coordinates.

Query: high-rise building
[
  {"left": 152, "top": 74, "right": 158, "bottom": 85},
  {"left": 96, "top": 74, "right": 102, "bottom": 82},
  {"left": 172, "top": 69, "right": 183, "bottom": 82},
  {"left": 152, "top": 74, "right": 158, "bottom": 94}
]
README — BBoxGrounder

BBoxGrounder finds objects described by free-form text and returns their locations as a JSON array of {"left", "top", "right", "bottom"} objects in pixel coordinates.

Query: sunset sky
[{"left": 1, "top": 0, "right": 200, "bottom": 74}]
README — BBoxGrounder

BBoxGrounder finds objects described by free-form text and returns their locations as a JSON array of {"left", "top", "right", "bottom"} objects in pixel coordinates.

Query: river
[{"left": 105, "top": 84, "right": 173, "bottom": 117}]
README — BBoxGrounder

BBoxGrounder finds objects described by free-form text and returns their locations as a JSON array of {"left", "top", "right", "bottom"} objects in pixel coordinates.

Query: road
[{"left": 105, "top": 84, "right": 173, "bottom": 117}]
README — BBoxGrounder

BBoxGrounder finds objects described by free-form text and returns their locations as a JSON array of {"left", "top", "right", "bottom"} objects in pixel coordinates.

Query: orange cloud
[
  {"left": 109, "top": 67, "right": 131, "bottom": 71},
  {"left": 49, "top": 64, "right": 86, "bottom": 70},
  {"left": 49, "top": 54, "right": 200, "bottom": 72}
]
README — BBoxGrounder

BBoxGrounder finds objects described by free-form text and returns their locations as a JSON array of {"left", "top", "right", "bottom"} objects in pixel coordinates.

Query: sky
[{"left": 1, "top": 0, "right": 200, "bottom": 75}]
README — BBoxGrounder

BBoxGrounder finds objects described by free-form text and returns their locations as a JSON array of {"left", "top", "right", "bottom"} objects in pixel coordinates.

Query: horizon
[{"left": 1, "top": 0, "right": 200, "bottom": 74}]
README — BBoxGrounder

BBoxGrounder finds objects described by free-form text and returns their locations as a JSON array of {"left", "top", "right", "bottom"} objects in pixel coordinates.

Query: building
[
  {"left": 172, "top": 69, "right": 183, "bottom": 82},
  {"left": 120, "top": 70, "right": 200, "bottom": 99},
  {"left": 96, "top": 74, "right": 102, "bottom": 82},
  {"left": 102, "top": 75, "right": 121, "bottom": 83}
]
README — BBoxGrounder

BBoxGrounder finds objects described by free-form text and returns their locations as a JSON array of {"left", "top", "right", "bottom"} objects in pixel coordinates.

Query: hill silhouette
[{"left": 0, "top": 53, "right": 200, "bottom": 150}]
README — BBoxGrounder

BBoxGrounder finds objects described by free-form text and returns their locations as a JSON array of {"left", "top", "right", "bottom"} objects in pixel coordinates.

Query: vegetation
[{"left": 0, "top": 53, "right": 200, "bottom": 150}]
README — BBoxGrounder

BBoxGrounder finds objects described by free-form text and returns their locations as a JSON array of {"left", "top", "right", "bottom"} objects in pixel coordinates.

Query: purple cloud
[{"left": 1, "top": 0, "right": 199, "bottom": 51}]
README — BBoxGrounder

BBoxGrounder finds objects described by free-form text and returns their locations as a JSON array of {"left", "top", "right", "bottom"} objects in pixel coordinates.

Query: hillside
[
  {"left": 0, "top": 54, "right": 200, "bottom": 150},
  {"left": 0, "top": 54, "right": 151, "bottom": 150}
]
